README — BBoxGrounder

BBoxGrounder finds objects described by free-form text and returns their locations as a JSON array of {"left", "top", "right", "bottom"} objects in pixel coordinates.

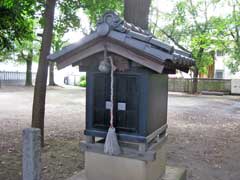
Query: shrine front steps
[{"left": 67, "top": 166, "right": 187, "bottom": 180}]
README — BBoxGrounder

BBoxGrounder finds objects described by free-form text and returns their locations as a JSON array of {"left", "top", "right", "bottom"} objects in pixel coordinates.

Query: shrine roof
[{"left": 48, "top": 11, "right": 195, "bottom": 73}]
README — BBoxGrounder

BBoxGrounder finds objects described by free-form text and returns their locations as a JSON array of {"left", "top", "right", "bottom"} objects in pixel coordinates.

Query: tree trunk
[
  {"left": 48, "top": 62, "right": 56, "bottom": 86},
  {"left": 32, "top": 0, "right": 56, "bottom": 147},
  {"left": 192, "top": 46, "right": 204, "bottom": 94},
  {"left": 25, "top": 58, "right": 32, "bottom": 86},
  {"left": 192, "top": 67, "right": 199, "bottom": 94},
  {"left": 124, "top": 0, "right": 151, "bottom": 30},
  {"left": 207, "top": 51, "right": 215, "bottom": 78}
]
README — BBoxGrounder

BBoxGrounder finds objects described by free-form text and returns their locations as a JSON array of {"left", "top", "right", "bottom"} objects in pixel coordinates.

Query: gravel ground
[{"left": 0, "top": 86, "right": 239, "bottom": 180}]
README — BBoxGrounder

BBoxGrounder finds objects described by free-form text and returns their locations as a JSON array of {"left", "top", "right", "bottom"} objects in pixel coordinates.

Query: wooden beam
[
  {"left": 106, "top": 42, "right": 164, "bottom": 73},
  {"left": 57, "top": 42, "right": 105, "bottom": 69},
  {"left": 80, "top": 141, "right": 157, "bottom": 161},
  {"left": 56, "top": 40, "right": 165, "bottom": 73},
  {"left": 146, "top": 124, "right": 167, "bottom": 143},
  {"left": 148, "top": 134, "right": 168, "bottom": 151}
]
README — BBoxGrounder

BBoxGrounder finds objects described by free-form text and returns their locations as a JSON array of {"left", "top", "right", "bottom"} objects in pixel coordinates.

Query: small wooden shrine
[
  {"left": 48, "top": 11, "right": 194, "bottom": 146},
  {"left": 48, "top": 11, "right": 194, "bottom": 180}
]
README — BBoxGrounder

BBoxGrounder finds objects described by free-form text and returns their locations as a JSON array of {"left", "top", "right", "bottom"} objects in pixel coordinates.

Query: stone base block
[
  {"left": 67, "top": 166, "right": 187, "bottom": 180},
  {"left": 84, "top": 143, "right": 166, "bottom": 180},
  {"left": 162, "top": 166, "right": 186, "bottom": 180}
]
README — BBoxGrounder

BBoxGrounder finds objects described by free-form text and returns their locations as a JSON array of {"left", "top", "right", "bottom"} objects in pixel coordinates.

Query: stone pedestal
[
  {"left": 85, "top": 143, "right": 166, "bottom": 180},
  {"left": 70, "top": 135, "right": 187, "bottom": 180},
  {"left": 68, "top": 166, "right": 187, "bottom": 180}
]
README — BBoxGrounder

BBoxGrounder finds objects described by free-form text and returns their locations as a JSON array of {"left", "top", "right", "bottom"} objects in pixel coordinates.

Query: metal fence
[
  {"left": 168, "top": 78, "right": 231, "bottom": 93},
  {"left": 0, "top": 71, "right": 36, "bottom": 86}
]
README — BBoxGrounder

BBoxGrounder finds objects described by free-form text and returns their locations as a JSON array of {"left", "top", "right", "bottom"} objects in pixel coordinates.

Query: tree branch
[
  {"left": 230, "top": 30, "right": 236, "bottom": 40},
  {"left": 20, "top": 50, "right": 27, "bottom": 61},
  {"left": 203, "top": 0, "right": 210, "bottom": 31},
  {"left": 189, "top": 0, "right": 203, "bottom": 32},
  {"left": 151, "top": 7, "right": 160, "bottom": 35},
  {"left": 232, "top": 4, "right": 240, "bottom": 43},
  {"left": 160, "top": 29, "right": 191, "bottom": 53}
]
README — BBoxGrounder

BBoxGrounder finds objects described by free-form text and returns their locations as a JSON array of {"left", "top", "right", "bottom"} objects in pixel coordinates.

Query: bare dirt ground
[{"left": 0, "top": 86, "right": 239, "bottom": 180}]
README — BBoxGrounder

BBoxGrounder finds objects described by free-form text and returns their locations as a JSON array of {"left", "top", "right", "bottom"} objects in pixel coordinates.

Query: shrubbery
[{"left": 79, "top": 75, "right": 86, "bottom": 87}]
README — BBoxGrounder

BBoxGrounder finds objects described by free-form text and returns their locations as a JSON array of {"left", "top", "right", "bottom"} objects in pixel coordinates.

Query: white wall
[
  {"left": 215, "top": 54, "right": 240, "bottom": 79},
  {"left": 54, "top": 66, "right": 85, "bottom": 86}
]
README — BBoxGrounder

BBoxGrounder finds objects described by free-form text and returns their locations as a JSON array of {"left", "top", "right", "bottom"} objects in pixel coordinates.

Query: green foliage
[
  {"left": 51, "top": 0, "right": 124, "bottom": 53},
  {"left": 81, "top": 0, "right": 123, "bottom": 26},
  {"left": 225, "top": 0, "right": 240, "bottom": 73},
  {"left": 55, "top": 0, "right": 81, "bottom": 35},
  {"left": 0, "top": 0, "right": 36, "bottom": 50},
  {"left": 79, "top": 79, "right": 87, "bottom": 87},
  {"left": 1, "top": 0, "right": 83, "bottom": 64},
  {"left": 51, "top": 0, "right": 83, "bottom": 52},
  {"left": 150, "top": 0, "right": 227, "bottom": 75},
  {"left": 79, "top": 75, "right": 87, "bottom": 87},
  {"left": 15, "top": 36, "right": 40, "bottom": 63},
  {"left": 1, "top": 0, "right": 123, "bottom": 56}
]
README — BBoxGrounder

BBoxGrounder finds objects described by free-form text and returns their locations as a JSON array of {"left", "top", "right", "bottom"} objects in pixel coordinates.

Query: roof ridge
[{"left": 96, "top": 11, "right": 192, "bottom": 58}]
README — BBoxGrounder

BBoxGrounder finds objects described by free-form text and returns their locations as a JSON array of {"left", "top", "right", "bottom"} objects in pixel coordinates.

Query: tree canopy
[
  {"left": 151, "top": 0, "right": 224, "bottom": 74},
  {"left": 224, "top": 0, "right": 240, "bottom": 73},
  {"left": 0, "top": 0, "right": 36, "bottom": 50},
  {"left": 150, "top": 0, "right": 240, "bottom": 76}
]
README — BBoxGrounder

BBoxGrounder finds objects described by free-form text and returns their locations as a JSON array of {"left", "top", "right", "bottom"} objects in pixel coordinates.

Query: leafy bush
[{"left": 79, "top": 79, "right": 86, "bottom": 87}]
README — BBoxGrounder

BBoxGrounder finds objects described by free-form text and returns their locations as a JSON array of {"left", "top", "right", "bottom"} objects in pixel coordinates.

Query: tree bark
[
  {"left": 25, "top": 58, "right": 32, "bottom": 86},
  {"left": 25, "top": 49, "right": 33, "bottom": 86},
  {"left": 192, "top": 46, "right": 204, "bottom": 94},
  {"left": 124, "top": 0, "right": 151, "bottom": 30},
  {"left": 192, "top": 67, "right": 198, "bottom": 94},
  {"left": 32, "top": 0, "right": 56, "bottom": 146},
  {"left": 48, "top": 62, "right": 56, "bottom": 86},
  {"left": 207, "top": 51, "right": 215, "bottom": 79}
]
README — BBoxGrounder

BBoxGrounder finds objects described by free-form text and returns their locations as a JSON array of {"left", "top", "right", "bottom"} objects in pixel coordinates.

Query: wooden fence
[{"left": 168, "top": 78, "right": 231, "bottom": 93}]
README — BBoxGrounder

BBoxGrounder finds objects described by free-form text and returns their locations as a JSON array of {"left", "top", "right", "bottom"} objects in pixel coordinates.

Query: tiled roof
[{"left": 48, "top": 11, "right": 195, "bottom": 72}]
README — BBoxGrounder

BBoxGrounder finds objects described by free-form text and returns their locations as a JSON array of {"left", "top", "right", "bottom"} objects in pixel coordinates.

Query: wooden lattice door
[{"left": 93, "top": 73, "right": 139, "bottom": 133}]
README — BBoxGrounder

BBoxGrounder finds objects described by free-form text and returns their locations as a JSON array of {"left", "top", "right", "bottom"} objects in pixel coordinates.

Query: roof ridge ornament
[
  {"left": 97, "top": 11, "right": 123, "bottom": 29},
  {"left": 96, "top": 11, "right": 152, "bottom": 36}
]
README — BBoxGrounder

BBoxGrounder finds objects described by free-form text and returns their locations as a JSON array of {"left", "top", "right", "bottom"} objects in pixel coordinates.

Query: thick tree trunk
[
  {"left": 124, "top": 0, "right": 151, "bottom": 30},
  {"left": 32, "top": 0, "right": 56, "bottom": 146},
  {"left": 192, "top": 67, "right": 198, "bottom": 94},
  {"left": 48, "top": 62, "right": 56, "bottom": 86},
  {"left": 25, "top": 58, "right": 32, "bottom": 86}
]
